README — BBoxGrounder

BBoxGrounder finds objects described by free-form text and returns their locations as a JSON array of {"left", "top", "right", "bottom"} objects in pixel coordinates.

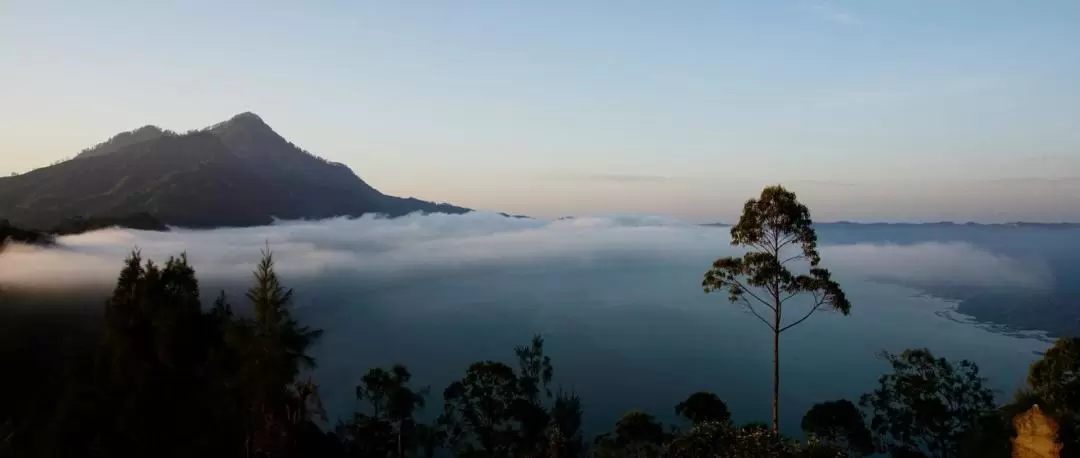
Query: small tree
[
  {"left": 800, "top": 399, "right": 873, "bottom": 456},
  {"left": 593, "top": 411, "right": 668, "bottom": 458},
  {"left": 246, "top": 246, "right": 323, "bottom": 385},
  {"left": 243, "top": 246, "right": 324, "bottom": 457},
  {"left": 439, "top": 335, "right": 580, "bottom": 458},
  {"left": 346, "top": 365, "right": 427, "bottom": 458},
  {"left": 859, "top": 349, "right": 995, "bottom": 458},
  {"left": 703, "top": 185, "right": 850, "bottom": 432},
  {"left": 440, "top": 361, "right": 522, "bottom": 456},
  {"left": 675, "top": 392, "right": 732, "bottom": 426},
  {"left": 551, "top": 391, "right": 584, "bottom": 458}
]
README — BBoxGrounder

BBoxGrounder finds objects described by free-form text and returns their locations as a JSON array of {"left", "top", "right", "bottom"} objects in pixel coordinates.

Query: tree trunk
[
  {"left": 771, "top": 230, "right": 782, "bottom": 434},
  {"left": 772, "top": 324, "right": 780, "bottom": 433}
]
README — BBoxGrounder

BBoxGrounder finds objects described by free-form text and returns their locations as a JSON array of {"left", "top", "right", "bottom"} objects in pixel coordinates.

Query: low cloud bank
[{"left": 0, "top": 212, "right": 1050, "bottom": 293}]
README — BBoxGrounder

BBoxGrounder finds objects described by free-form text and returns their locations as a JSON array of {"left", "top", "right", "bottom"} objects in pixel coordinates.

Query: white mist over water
[
  {"left": 0, "top": 212, "right": 1049, "bottom": 291},
  {"left": 0, "top": 212, "right": 1053, "bottom": 434}
]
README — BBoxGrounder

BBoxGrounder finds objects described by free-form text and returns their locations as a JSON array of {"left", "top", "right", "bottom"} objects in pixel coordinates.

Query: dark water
[
  {"left": 7, "top": 216, "right": 1070, "bottom": 438},
  {"left": 296, "top": 254, "right": 1049, "bottom": 437}
]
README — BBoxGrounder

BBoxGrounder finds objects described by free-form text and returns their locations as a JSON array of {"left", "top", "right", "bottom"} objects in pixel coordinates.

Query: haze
[
  {"left": 0, "top": 213, "right": 1050, "bottom": 292},
  {"left": 0, "top": 214, "right": 1058, "bottom": 433},
  {"left": 3, "top": 1, "right": 1080, "bottom": 221}
]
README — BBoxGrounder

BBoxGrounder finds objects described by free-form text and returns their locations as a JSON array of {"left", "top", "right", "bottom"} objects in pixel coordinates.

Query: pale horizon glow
[{"left": 2, "top": 1, "right": 1080, "bottom": 222}]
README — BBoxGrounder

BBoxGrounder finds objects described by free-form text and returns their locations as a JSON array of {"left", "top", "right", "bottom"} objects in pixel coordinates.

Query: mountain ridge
[{"left": 0, "top": 112, "right": 470, "bottom": 229}]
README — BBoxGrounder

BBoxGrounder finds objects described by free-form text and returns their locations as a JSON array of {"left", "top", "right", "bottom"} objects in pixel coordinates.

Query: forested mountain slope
[{"left": 0, "top": 112, "right": 469, "bottom": 229}]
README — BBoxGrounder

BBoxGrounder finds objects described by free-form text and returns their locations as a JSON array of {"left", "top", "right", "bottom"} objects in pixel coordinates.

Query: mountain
[
  {"left": 0, "top": 219, "right": 54, "bottom": 249},
  {"left": 77, "top": 125, "right": 170, "bottom": 158},
  {"left": 0, "top": 112, "right": 470, "bottom": 229}
]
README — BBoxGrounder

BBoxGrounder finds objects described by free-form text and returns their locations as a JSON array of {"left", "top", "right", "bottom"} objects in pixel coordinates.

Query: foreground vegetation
[{"left": 1, "top": 186, "right": 1077, "bottom": 457}]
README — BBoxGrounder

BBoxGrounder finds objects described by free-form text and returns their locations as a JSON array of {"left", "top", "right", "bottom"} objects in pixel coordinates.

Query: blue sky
[{"left": 3, "top": 1, "right": 1080, "bottom": 222}]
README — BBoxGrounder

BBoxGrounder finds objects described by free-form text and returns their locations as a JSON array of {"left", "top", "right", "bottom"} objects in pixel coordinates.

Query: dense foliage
[{"left": 858, "top": 350, "right": 996, "bottom": 458}]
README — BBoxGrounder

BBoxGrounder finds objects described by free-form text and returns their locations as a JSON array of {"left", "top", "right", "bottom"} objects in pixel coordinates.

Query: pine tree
[{"left": 242, "top": 246, "right": 324, "bottom": 457}]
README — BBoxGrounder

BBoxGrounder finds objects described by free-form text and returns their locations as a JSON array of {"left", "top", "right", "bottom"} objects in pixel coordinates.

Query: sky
[{"left": 3, "top": 1, "right": 1080, "bottom": 222}]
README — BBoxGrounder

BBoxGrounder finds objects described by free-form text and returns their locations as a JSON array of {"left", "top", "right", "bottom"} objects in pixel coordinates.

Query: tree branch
[
  {"left": 780, "top": 254, "right": 805, "bottom": 265},
  {"left": 749, "top": 241, "right": 770, "bottom": 253},
  {"left": 731, "top": 278, "right": 776, "bottom": 312},
  {"left": 778, "top": 295, "right": 826, "bottom": 333},
  {"left": 779, "top": 291, "right": 799, "bottom": 304},
  {"left": 740, "top": 297, "right": 776, "bottom": 332}
]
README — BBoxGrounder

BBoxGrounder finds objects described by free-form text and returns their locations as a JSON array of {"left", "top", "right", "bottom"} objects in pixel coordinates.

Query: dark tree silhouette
[
  {"left": 439, "top": 334, "right": 580, "bottom": 458},
  {"left": 241, "top": 247, "right": 325, "bottom": 457},
  {"left": 551, "top": 390, "right": 585, "bottom": 458},
  {"left": 52, "top": 251, "right": 249, "bottom": 457},
  {"left": 800, "top": 399, "right": 873, "bottom": 456},
  {"left": 343, "top": 364, "right": 429, "bottom": 457},
  {"left": 859, "top": 349, "right": 995, "bottom": 458},
  {"left": 514, "top": 334, "right": 556, "bottom": 454},
  {"left": 441, "top": 361, "right": 522, "bottom": 456},
  {"left": 593, "top": 411, "right": 668, "bottom": 458},
  {"left": 675, "top": 392, "right": 732, "bottom": 426},
  {"left": 703, "top": 185, "right": 850, "bottom": 432}
]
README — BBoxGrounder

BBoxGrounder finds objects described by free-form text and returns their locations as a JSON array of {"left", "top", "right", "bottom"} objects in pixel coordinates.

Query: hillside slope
[{"left": 0, "top": 113, "right": 469, "bottom": 229}]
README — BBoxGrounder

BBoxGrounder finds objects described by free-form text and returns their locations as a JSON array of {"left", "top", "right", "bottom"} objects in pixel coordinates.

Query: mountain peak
[
  {"left": 3, "top": 112, "right": 471, "bottom": 229},
  {"left": 230, "top": 111, "right": 264, "bottom": 123},
  {"left": 133, "top": 124, "right": 165, "bottom": 134},
  {"left": 77, "top": 125, "right": 168, "bottom": 158},
  {"left": 222, "top": 111, "right": 268, "bottom": 128},
  {"left": 207, "top": 111, "right": 276, "bottom": 138}
]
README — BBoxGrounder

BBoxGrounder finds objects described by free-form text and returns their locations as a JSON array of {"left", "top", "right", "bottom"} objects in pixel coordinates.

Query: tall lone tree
[{"left": 703, "top": 185, "right": 850, "bottom": 433}]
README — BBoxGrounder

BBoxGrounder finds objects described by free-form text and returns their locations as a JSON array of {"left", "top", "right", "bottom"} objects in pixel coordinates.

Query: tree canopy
[
  {"left": 704, "top": 185, "right": 850, "bottom": 432},
  {"left": 859, "top": 349, "right": 995, "bottom": 458}
]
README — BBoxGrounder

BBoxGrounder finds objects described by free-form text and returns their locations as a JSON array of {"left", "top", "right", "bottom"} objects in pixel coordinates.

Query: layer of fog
[
  {"left": 0, "top": 212, "right": 1059, "bottom": 433},
  {"left": 0, "top": 212, "right": 1051, "bottom": 293}
]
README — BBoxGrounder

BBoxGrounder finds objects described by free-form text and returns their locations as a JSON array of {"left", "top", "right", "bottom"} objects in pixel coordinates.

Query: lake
[{"left": 1, "top": 214, "right": 1062, "bottom": 437}]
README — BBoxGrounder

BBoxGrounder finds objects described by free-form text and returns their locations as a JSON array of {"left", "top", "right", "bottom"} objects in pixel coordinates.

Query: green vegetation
[{"left": 2, "top": 186, "right": 1080, "bottom": 457}]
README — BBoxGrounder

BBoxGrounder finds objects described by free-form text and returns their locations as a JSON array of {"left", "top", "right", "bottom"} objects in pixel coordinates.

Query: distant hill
[
  {"left": 50, "top": 213, "right": 169, "bottom": 235},
  {"left": 77, "top": 125, "right": 172, "bottom": 158},
  {"left": 0, "top": 112, "right": 470, "bottom": 229},
  {"left": 0, "top": 220, "right": 54, "bottom": 249}
]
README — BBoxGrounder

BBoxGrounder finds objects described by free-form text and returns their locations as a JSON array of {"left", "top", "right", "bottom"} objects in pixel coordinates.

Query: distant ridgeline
[
  {"left": 49, "top": 213, "right": 169, "bottom": 235},
  {"left": 0, "top": 112, "right": 471, "bottom": 230},
  {"left": 0, "top": 213, "right": 170, "bottom": 250},
  {"left": 0, "top": 219, "right": 54, "bottom": 247}
]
